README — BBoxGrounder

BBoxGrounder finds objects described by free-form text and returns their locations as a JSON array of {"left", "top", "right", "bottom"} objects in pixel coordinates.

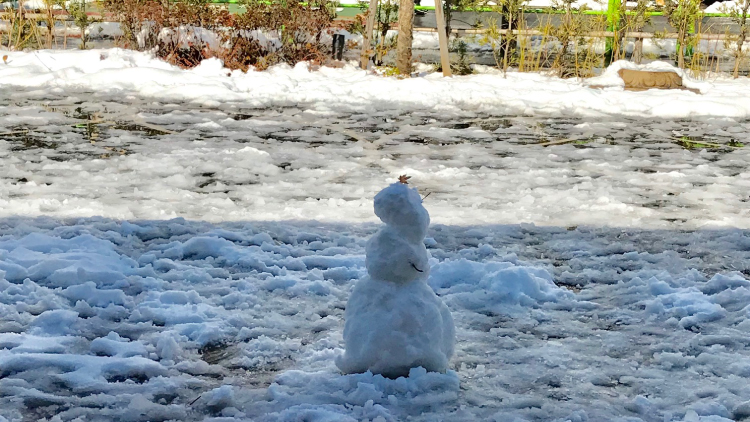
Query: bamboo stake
[
  {"left": 433, "top": 0, "right": 452, "bottom": 76},
  {"left": 360, "top": 0, "right": 378, "bottom": 69}
]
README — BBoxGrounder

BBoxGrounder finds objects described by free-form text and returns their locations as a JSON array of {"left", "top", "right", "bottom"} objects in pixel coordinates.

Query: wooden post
[
  {"left": 396, "top": 0, "right": 415, "bottom": 75},
  {"left": 434, "top": 0, "right": 452, "bottom": 76},
  {"left": 360, "top": 0, "right": 378, "bottom": 69}
]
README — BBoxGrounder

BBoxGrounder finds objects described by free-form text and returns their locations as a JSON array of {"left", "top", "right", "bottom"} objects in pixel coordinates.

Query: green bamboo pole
[
  {"left": 605, "top": 0, "right": 621, "bottom": 65},
  {"left": 685, "top": 18, "right": 695, "bottom": 58}
]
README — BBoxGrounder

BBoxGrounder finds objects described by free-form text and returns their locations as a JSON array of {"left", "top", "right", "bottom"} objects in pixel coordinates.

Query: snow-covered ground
[{"left": 1, "top": 49, "right": 749, "bottom": 421}]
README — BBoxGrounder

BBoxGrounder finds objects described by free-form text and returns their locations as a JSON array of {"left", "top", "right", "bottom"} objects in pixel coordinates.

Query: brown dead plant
[{"left": 102, "top": 0, "right": 335, "bottom": 71}]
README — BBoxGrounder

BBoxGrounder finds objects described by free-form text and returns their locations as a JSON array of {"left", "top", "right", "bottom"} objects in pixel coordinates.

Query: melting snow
[{"left": 0, "top": 49, "right": 748, "bottom": 421}]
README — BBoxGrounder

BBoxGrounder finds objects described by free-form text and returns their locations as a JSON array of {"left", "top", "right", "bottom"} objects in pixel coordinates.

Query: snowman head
[{"left": 373, "top": 182, "right": 430, "bottom": 243}]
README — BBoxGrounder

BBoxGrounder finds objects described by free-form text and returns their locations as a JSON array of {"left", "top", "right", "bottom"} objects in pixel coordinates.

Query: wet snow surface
[{"left": 1, "top": 97, "right": 750, "bottom": 422}]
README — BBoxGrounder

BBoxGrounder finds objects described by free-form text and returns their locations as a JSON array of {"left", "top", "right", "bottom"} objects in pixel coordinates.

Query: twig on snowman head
[{"left": 398, "top": 174, "right": 411, "bottom": 184}]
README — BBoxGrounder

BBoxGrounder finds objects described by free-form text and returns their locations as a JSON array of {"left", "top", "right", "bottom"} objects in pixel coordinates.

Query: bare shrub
[{"left": 102, "top": 0, "right": 335, "bottom": 71}]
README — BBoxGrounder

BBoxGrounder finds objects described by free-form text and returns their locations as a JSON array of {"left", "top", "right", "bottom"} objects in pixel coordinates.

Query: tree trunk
[
  {"left": 396, "top": 0, "right": 414, "bottom": 75},
  {"left": 502, "top": 10, "right": 514, "bottom": 74},
  {"left": 677, "top": 32, "right": 685, "bottom": 68},
  {"left": 443, "top": 0, "right": 452, "bottom": 41},
  {"left": 499, "top": 5, "right": 518, "bottom": 62}
]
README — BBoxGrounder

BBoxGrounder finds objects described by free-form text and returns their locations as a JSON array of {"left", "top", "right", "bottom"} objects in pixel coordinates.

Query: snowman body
[{"left": 336, "top": 182, "right": 455, "bottom": 378}]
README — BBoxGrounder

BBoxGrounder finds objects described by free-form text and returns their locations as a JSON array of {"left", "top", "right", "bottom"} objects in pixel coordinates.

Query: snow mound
[
  {"left": 705, "top": 0, "right": 736, "bottom": 12},
  {"left": 266, "top": 367, "right": 459, "bottom": 422},
  {"left": 0, "top": 232, "right": 138, "bottom": 287},
  {"left": 639, "top": 271, "right": 750, "bottom": 330},
  {"left": 336, "top": 277, "right": 455, "bottom": 378},
  {"left": 430, "top": 258, "right": 576, "bottom": 309},
  {"left": 0, "top": 352, "right": 168, "bottom": 391},
  {"left": 586, "top": 60, "right": 711, "bottom": 93},
  {"left": 6, "top": 48, "right": 750, "bottom": 119}
]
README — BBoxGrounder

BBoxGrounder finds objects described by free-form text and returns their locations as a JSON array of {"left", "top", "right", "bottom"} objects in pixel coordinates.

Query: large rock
[{"left": 617, "top": 69, "right": 691, "bottom": 92}]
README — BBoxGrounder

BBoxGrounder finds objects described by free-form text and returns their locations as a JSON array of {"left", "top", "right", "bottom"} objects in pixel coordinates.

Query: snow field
[
  {"left": 0, "top": 48, "right": 748, "bottom": 421},
  {"left": 1, "top": 93, "right": 748, "bottom": 229},
  {"left": 0, "top": 218, "right": 749, "bottom": 421},
  {"left": 4, "top": 49, "right": 750, "bottom": 121}
]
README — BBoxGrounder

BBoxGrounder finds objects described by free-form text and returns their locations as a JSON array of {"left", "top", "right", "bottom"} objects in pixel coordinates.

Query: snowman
[{"left": 336, "top": 176, "right": 455, "bottom": 378}]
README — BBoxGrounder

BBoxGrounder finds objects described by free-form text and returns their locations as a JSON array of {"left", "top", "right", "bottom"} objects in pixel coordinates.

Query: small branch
[
  {"left": 188, "top": 394, "right": 203, "bottom": 406},
  {"left": 131, "top": 118, "right": 177, "bottom": 134},
  {"left": 70, "top": 119, "right": 113, "bottom": 127},
  {"left": 410, "top": 262, "right": 424, "bottom": 273},
  {"left": 0, "top": 129, "right": 30, "bottom": 137},
  {"left": 538, "top": 138, "right": 575, "bottom": 146}
]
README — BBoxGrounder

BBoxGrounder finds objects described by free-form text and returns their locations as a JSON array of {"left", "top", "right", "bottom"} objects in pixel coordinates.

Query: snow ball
[
  {"left": 373, "top": 183, "right": 430, "bottom": 243},
  {"left": 30, "top": 309, "right": 79, "bottom": 336},
  {"left": 180, "top": 236, "right": 234, "bottom": 260},
  {"left": 680, "top": 409, "right": 734, "bottom": 422},
  {"left": 365, "top": 226, "right": 429, "bottom": 284},
  {"left": 62, "top": 281, "right": 128, "bottom": 307},
  {"left": 121, "top": 395, "right": 186, "bottom": 422},
  {"left": 624, "top": 395, "right": 652, "bottom": 414},
  {"left": 336, "top": 277, "right": 454, "bottom": 378},
  {"left": 0, "top": 261, "right": 28, "bottom": 283},
  {"left": 191, "top": 58, "right": 225, "bottom": 77},
  {"left": 156, "top": 332, "right": 183, "bottom": 362},
  {"left": 429, "top": 259, "right": 574, "bottom": 308},
  {"left": 485, "top": 265, "right": 574, "bottom": 306},
  {"left": 207, "top": 385, "right": 235, "bottom": 410},
  {"left": 90, "top": 332, "right": 148, "bottom": 358}
]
